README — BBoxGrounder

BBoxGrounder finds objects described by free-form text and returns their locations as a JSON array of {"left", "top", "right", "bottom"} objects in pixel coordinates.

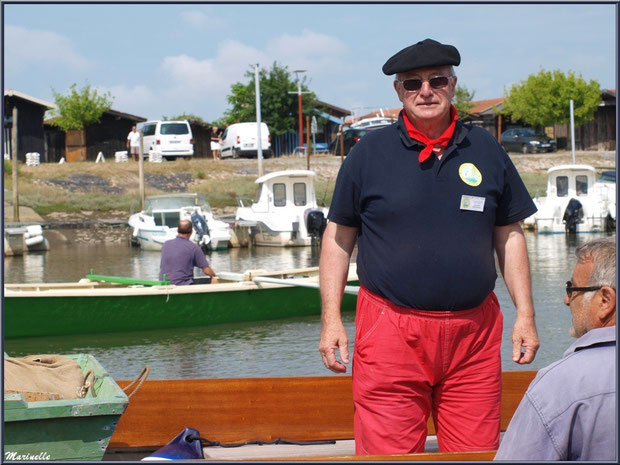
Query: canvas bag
[{"left": 4, "top": 354, "right": 88, "bottom": 401}]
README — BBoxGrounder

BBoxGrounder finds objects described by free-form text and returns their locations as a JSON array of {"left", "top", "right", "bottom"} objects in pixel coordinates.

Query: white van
[
  {"left": 220, "top": 122, "right": 273, "bottom": 159},
  {"left": 140, "top": 120, "right": 194, "bottom": 160}
]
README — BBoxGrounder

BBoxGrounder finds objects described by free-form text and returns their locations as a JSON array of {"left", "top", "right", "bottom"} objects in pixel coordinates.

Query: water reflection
[{"left": 3, "top": 230, "right": 614, "bottom": 380}]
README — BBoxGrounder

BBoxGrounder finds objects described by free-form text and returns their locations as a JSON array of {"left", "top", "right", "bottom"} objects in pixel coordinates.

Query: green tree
[
  {"left": 164, "top": 113, "right": 205, "bottom": 122},
  {"left": 503, "top": 69, "right": 600, "bottom": 127},
  {"left": 453, "top": 85, "right": 476, "bottom": 120},
  {"left": 222, "top": 62, "right": 321, "bottom": 136},
  {"left": 50, "top": 83, "right": 113, "bottom": 131}
]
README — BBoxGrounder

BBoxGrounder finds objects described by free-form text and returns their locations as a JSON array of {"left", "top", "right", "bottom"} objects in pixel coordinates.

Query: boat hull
[
  {"left": 4, "top": 278, "right": 359, "bottom": 339},
  {"left": 4, "top": 354, "right": 128, "bottom": 461}
]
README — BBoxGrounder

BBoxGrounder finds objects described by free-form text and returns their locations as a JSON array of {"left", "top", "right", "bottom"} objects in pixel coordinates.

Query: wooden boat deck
[{"left": 106, "top": 371, "right": 536, "bottom": 461}]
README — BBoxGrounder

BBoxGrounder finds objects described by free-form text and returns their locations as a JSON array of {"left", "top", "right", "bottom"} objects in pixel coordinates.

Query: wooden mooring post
[{"left": 12, "top": 105, "right": 19, "bottom": 222}]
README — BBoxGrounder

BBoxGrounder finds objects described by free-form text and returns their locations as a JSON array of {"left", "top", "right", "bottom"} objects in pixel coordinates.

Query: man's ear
[
  {"left": 597, "top": 286, "right": 616, "bottom": 324},
  {"left": 393, "top": 80, "right": 404, "bottom": 103}
]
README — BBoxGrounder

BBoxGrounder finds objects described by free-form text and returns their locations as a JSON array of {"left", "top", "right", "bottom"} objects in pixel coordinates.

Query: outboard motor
[
  {"left": 191, "top": 211, "right": 212, "bottom": 253},
  {"left": 305, "top": 209, "right": 327, "bottom": 244},
  {"left": 562, "top": 198, "right": 584, "bottom": 234}
]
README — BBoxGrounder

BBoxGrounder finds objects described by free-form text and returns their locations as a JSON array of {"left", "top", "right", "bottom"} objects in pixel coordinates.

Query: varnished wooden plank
[
  {"left": 111, "top": 371, "right": 536, "bottom": 450},
  {"left": 111, "top": 376, "right": 354, "bottom": 448}
]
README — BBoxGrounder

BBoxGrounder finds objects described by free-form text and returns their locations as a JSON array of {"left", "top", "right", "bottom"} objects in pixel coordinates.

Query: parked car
[
  {"left": 140, "top": 120, "right": 194, "bottom": 161},
  {"left": 500, "top": 127, "right": 556, "bottom": 154},
  {"left": 220, "top": 122, "right": 273, "bottom": 159},
  {"left": 330, "top": 128, "right": 374, "bottom": 156}
]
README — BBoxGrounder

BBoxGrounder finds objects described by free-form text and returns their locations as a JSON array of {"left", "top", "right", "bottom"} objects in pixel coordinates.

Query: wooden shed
[
  {"left": 44, "top": 109, "right": 147, "bottom": 162},
  {"left": 3, "top": 90, "right": 56, "bottom": 162}
]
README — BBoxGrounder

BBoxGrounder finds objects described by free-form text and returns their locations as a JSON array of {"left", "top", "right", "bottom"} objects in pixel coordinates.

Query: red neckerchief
[{"left": 402, "top": 105, "right": 458, "bottom": 163}]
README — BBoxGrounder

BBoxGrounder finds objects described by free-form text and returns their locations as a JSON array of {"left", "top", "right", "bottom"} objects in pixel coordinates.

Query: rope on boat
[
  {"left": 77, "top": 370, "right": 96, "bottom": 398},
  {"left": 122, "top": 365, "right": 150, "bottom": 399},
  {"left": 186, "top": 434, "right": 336, "bottom": 448}
]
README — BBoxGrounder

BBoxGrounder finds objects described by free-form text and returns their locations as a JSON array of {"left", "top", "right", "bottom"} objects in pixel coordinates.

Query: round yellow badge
[{"left": 459, "top": 163, "right": 482, "bottom": 187}]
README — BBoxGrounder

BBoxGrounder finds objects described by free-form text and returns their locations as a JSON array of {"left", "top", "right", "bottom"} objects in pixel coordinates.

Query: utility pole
[
  {"left": 306, "top": 115, "right": 311, "bottom": 170},
  {"left": 289, "top": 70, "right": 310, "bottom": 153},
  {"left": 569, "top": 99, "right": 576, "bottom": 164},
  {"left": 139, "top": 130, "right": 145, "bottom": 210},
  {"left": 11, "top": 106, "right": 19, "bottom": 222},
  {"left": 255, "top": 64, "right": 263, "bottom": 177}
]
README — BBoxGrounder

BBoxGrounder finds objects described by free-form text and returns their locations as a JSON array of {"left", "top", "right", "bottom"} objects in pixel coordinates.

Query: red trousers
[{"left": 352, "top": 286, "right": 503, "bottom": 455}]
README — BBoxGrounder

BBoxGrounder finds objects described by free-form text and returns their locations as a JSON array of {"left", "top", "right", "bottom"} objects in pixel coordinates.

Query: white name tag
[{"left": 460, "top": 195, "right": 485, "bottom": 212}]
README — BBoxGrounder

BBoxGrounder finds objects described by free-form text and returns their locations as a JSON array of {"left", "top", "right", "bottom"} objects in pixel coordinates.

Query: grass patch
[{"left": 519, "top": 172, "right": 548, "bottom": 198}]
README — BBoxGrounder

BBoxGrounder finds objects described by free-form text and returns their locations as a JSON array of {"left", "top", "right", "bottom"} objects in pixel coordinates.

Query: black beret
[{"left": 382, "top": 38, "right": 460, "bottom": 75}]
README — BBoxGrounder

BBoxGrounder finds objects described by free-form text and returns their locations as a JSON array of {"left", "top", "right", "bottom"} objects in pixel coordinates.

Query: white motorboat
[
  {"left": 234, "top": 170, "right": 328, "bottom": 247},
  {"left": 523, "top": 164, "right": 616, "bottom": 234},
  {"left": 4, "top": 225, "right": 50, "bottom": 256},
  {"left": 350, "top": 115, "right": 396, "bottom": 129},
  {"left": 128, "top": 193, "right": 232, "bottom": 251}
]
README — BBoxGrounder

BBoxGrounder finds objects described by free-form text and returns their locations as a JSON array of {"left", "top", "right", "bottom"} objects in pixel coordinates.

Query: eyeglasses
[
  {"left": 396, "top": 76, "right": 452, "bottom": 92},
  {"left": 565, "top": 280, "right": 603, "bottom": 298}
]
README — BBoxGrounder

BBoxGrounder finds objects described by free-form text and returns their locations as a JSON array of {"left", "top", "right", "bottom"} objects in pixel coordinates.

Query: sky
[{"left": 3, "top": 2, "right": 617, "bottom": 123}]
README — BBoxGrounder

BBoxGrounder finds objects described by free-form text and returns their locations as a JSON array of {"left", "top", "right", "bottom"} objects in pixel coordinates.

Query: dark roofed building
[
  {"left": 4, "top": 89, "right": 56, "bottom": 162},
  {"left": 44, "top": 108, "right": 146, "bottom": 162}
]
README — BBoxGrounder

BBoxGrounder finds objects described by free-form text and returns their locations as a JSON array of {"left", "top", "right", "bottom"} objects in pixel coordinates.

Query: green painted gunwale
[
  {"left": 4, "top": 280, "right": 359, "bottom": 339},
  {"left": 4, "top": 353, "right": 128, "bottom": 461}
]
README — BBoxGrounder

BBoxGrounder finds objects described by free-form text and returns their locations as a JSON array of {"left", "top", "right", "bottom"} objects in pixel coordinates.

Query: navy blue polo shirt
[{"left": 327, "top": 115, "right": 537, "bottom": 310}]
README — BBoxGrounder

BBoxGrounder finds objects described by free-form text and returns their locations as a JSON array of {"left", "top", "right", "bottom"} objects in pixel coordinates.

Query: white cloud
[
  {"left": 179, "top": 10, "right": 225, "bottom": 29},
  {"left": 150, "top": 30, "right": 349, "bottom": 120},
  {"left": 101, "top": 84, "right": 156, "bottom": 118},
  {"left": 265, "top": 29, "right": 348, "bottom": 72},
  {"left": 5, "top": 25, "right": 92, "bottom": 72},
  {"left": 161, "top": 40, "right": 267, "bottom": 93}
]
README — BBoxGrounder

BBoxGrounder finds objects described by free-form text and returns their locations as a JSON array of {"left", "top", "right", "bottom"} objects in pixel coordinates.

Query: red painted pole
[{"left": 298, "top": 92, "right": 303, "bottom": 150}]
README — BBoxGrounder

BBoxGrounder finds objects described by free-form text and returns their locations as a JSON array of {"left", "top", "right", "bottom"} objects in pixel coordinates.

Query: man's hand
[
  {"left": 512, "top": 315, "right": 540, "bottom": 364},
  {"left": 319, "top": 320, "right": 349, "bottom": 373}
]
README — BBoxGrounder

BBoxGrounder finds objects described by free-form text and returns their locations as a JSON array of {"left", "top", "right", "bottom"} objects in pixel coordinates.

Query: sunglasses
[
  {"left": 397, "top": 76, "right": 452, "bottom": 92},
  {"left": 565, "top": 280, "right": 603, "bottom": 298}
]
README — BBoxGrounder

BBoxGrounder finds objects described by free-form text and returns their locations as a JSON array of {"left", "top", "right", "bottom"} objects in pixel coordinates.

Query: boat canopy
[
  {"left": 253, "top": 170, "right": 317, "bottom": 184},
  {"left": 145, "top": 194, "right": 210, "bottom": 213},
  {"left": 547, "top": 164, "right": 596, "bottom": 174}
]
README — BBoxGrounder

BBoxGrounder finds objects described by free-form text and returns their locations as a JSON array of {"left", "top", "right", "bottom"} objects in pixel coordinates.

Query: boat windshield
[{"left": 145, "top": 195, "right": 210, "bottom": 214}]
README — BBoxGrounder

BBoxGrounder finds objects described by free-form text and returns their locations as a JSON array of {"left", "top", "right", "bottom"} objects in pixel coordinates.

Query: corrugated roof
[{"left": 469, "top": 97, "right": 504, "bottom": 115}]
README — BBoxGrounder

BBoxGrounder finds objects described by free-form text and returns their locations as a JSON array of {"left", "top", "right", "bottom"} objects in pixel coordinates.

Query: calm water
[{"left": 3, "top": 231, "right": 613, "bottom": 380}]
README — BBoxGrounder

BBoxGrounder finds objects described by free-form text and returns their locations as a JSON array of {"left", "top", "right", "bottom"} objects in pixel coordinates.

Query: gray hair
[
  {"left": 394, "top": 65, "right": 456, "bottom": 83},
  {"left": 575, "top": 237, "right": 616, "bottom": 300}
]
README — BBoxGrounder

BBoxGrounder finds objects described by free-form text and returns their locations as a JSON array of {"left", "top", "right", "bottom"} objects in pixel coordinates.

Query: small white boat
[
  {"left": 350, "top": 115, "right": 396, "bottom": 129},
  {"left": 235, "top": 170, "right": 328, "bottom": 247},
  {"left": 128, "top": 193, "right": 232, "bottom": 251},
  {"left": 523, "top": 164, "right": 616, "bottom": 234},
  {"left": 4, "top": 225, "right": 50, "bottom": 256}
]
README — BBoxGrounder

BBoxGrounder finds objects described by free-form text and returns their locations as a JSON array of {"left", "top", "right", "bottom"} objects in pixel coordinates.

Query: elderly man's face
[
  {"left": 565, "top": 260, "right": 598, "bottom": 338},
  {"left": 394, "top": 65, "right": 456, "bottom": 126}
]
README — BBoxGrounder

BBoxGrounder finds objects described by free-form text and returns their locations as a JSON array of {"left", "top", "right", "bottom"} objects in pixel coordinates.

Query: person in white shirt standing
[{"left": 127, "top": 125, "right": 141, "bottom": 161}]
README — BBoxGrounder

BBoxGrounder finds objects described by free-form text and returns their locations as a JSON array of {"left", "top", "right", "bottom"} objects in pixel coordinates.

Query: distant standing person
[
  {"left": 159, "top": 220, "right": 217, "bottom": 285},
  {"left": 127, "top": 125, "right": 141, "bottom": 161},
  {"left": 211, "top": 127, "right": 222, "bottom": 160},
  {"left": 495, "top": 237, "right": 616, "bottom": 461}
]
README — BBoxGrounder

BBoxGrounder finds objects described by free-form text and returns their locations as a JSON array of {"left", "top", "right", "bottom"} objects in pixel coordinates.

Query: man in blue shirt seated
[
  {"left": 495, "top": 237, "right": 616, "bottom": 461},
  {"left": 159, "top": 220, "right": 217, "bottom": 285}
]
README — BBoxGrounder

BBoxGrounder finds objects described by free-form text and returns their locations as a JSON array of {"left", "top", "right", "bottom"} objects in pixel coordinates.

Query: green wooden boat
[
  {"left": 4, "top": 353, "right": 129, "bottom": 461},
  {"left": 4, "top": 266, "right": 359, "bottom": 339}
]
